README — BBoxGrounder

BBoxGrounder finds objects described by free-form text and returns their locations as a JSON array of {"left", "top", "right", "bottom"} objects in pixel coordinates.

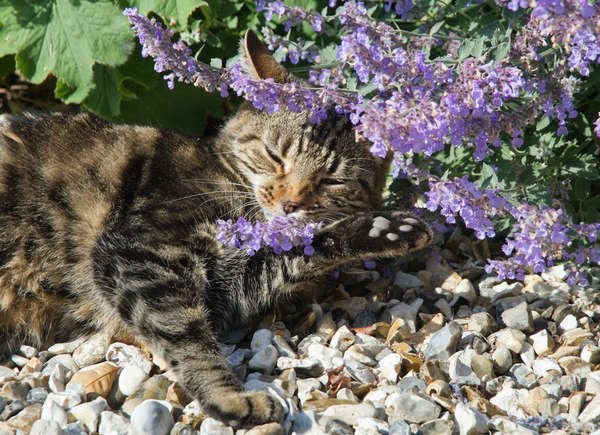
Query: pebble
[
  {"left": 72, "top": 334, "right": 110, "bottom": 368},
  {"left": 248, "top": 345, "right": 278, "bottom": 374},
  {"left": 98, "top": 410, "right": 129, "bottom": 435},
  {"left": 6, "top": 403, "right": 42, "bottom": 432},
  {"left": 68, "top": 396, "right": 108, "bottom": 432},
  {"left": 501, "top": 302, "right": 533, "bottom": 332},
  {"left": 1, "top": 260, "right": 597, "bottom": 435},
  {"left": 330, "top": 326, "right": 355, "bottom": 352},
  {"left": 30, "top": 419, "right": 65, "bottom": 435},
  {"left": 41, "top": 397, "right": 68, "bottom": 427},
  {"left": 130, "top": 400, "right": 175, "bottom": 435},
  {"left": 385, "top": 392, "right": 440, "bottom": 423},
  {"left": 423, "top": 321, "right": 462, "bottom": 360},
  {"left": 251, "top": 329, "right": 273, "bottom": 352},
  {"left": 106, "top": 343, "right": 153, "bottom": 374},
  {"left": 48, "top": 338, "right": 86, "bottom": 355},
  {"left": 320, "top": 403, "right": 378, "bottom": 426},
  {"left": 199, "top": 417, "right": 233, "bottom": 435},
  {"left": 387, "top": 299, "right": 423, "bottom": 332},
  {"left": 119, "top": 364, "right": 148, "bottom": 396},
  {"left": 393, "top": 272, "right": 423, "bottom": 288},
  {"left": 530, "top": 329, "right": 554, "bottom": 356}
]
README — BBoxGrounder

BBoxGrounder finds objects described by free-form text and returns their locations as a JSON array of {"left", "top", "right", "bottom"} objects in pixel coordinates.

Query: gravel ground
[{"left": 0, "top": 247, "right": 599, "bottom": 434}]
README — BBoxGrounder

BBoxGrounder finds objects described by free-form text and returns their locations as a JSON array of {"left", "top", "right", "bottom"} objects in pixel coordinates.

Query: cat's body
[{"left": 0, "top": 32, "right": 432, "bottom": 427}]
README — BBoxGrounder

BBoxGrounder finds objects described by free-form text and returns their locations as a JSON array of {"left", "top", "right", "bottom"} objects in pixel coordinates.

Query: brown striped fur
[{"left": 0, "top": 31, "right": 432, "bottom": 427}]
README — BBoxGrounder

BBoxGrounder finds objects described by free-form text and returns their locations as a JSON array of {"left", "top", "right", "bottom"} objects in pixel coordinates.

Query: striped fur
[{"left": 0, "top": 34, "right": 432, "bottom": 427}]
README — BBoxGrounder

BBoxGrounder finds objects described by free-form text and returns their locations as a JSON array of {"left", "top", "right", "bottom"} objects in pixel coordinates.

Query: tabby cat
[{"left": 0, "top": 31, "right": 432, "bottom": 427}]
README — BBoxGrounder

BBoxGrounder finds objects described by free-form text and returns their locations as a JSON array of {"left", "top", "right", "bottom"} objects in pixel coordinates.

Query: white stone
[
  {"left": 455, "top": 402, "right": 489, "bottom": 435},
  {"left": 106, "top": 342, "right": 153, "bottom": 374},
  {"left": 19, "top": 345, "right": 37, "bottom": 359},
  {"left": 42, "top": 354, "right": 79, "bottom": 375},
  {"left": 451, "top": 279, "right": 477, "bottom": 305},
  {"left": 296, "top": 379, "right": 323, "bottom": 405},
  {"left": 581, "top": 344, "right": 600, "bottom": 364},
  {"left": 320, "top": 403, "right": 377, "bottom": 427},
  {"left": 49, "top": 363, "right": 68, "bottom": 393},
  {"left": 272, "top": 335, "right": 296, "bottom": 358},
  {"left": 336, "top": 388, "right": 358, "bottom": 402},
  {"left": 532, "top": 357, "right": 562, "bottom": 377},
  {"left": 48, "top": 337, "right": 86, "bottom": 355},
  {"left": 363, "top": 389, "right": 388, "bottom": 408},
  {"left": 307, "top": 343, "right": 342, "bottom": 370},
  {"left": 489, "top": 387, "right": 528, "bottom": 418},
  {"left": 118, "top": 364, "right": 148, "bottom": 396},
  {"left": 72, "top": 334, "right": 110, "bottom": 367},
  {"left": 130, "top": 400, "right": 175, "bottom": 435},
  {"left": 41, "top": 397, "right": 68, "bottom": 427},
  {"left": 377, "top": 353, "right": 402, "bottom": 384},
  {"left": 530, "top": 329, "right": 553, "bottom": 356},
  {"left": 579, "top": 394, "right": 600, "bottom": 422},
  {"left": 384, "top": 392, "right": 441, "bottom": 423},
  {"left": 489, "top": 328, "right": 526, "bottom": 353},
  {"left": 30, "top": 420, "right": 66, "bottom": 435},
  {"left": 199, "top": 418, "right": 233, "bottom": 435},
  {"left": 248, "top": 344, "right": 278, "bottom": 374},
  {"left": 541, "top": 264, "right": 567, "bottom": 282},
  {"left": 448, "top": 349, "right": 480, "bottom": 386},
  {"left": 329, "top": 326, "right": 355, "bottom": 352},
  {"left": 355, "top": 417, "right": 389, "bottom": 435},
  {"left": 388, "top": 299, "right": 423, "bottom": 332},
  {"left": 98, "top": 410, "right": 129, "bottom": 435},
  {"left": 68, "top": 396, "right": 108, "bottom": 433},
  {"left": 46, "top": 391, "right": 82, "bottom": 408},
  {"left": 559, "top": 314, "right": 578, "bottom": 332},
  {"left": 519, "top": 342, "right": 536, "bottom": 367},
  {"left": 251, "top": 329, "right": 273, "bottom": 353}
]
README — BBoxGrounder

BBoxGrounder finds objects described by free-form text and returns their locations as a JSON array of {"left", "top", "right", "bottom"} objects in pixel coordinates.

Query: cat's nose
[{"left": 282, "top": 200, "right": 300, "bottom": 214}]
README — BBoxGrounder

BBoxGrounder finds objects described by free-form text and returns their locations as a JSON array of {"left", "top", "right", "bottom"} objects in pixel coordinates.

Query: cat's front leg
[
  {"left": 311, "top": 210, "right": 433, "bottom": 264},
  {"left": 92, "top": 233, "right": 284, "bottom": 428}
]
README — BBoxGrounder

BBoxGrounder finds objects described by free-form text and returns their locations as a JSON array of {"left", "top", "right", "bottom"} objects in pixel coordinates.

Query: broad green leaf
[
  {"left": 83, "top": 65, "right": 122, "bottom": 117},
  {"left": 429, "top": 21, "right": 444, "bottom": 35},
  {"left": 0, "top": 0, "right": 133, "bottom": 104},
  {"left": 118, "top": 81, "right": 224, "bottom": 136},
  {"left": 130, "top": 0, "right": 207, "bottom": 29}
]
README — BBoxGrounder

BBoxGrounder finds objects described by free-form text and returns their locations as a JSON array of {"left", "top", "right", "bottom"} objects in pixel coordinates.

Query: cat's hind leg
[{"left": 92, "top": 232, "right": 284, "bottom": 427}]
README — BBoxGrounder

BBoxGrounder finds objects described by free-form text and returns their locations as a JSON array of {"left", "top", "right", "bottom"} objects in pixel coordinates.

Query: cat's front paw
[
  {"left": 204, "top": 390, "right": 285, "bottom": 428},
  {"left": 315, "top": 211, "right": 432, "bottom": 259}
]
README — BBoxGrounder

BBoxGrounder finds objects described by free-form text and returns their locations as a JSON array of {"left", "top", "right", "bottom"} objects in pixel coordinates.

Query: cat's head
[{"left": 222, "top": 31, "right": 391, "bottom": 221}]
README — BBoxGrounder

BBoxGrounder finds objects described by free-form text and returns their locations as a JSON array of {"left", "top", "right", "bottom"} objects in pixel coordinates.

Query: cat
[{"left": 0, "top": 30, "right": 432, "bottom": 427}]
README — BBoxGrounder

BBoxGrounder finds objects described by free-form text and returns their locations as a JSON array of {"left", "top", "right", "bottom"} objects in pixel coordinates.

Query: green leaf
[
  {"left": 458, "top": 40, "right": 474, "bottom": 60},
  {"left": 130, "top": 0, "right": 208, "bottom": 30},
  {"left": 429, "top": 21, "right": 444, "bottom": 35},
  {"left": 118, "top": 80, "right": 224, "bottom": 136},
  {"left": 0, "top": 0, "right": 133, "bottom": 104},
  {"left": 493, "top": 42, "right": 509, "bottom": 61},
  {"left": 83, "top": 64, "right": 122, "bottom": 117}
]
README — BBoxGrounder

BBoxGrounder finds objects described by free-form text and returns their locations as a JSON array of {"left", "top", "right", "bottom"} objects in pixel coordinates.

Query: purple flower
[{"left": 217, "top": 216, "right": 321, "bottom": 256}]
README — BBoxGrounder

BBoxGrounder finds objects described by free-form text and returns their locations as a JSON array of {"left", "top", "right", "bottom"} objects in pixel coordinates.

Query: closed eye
[
  {"left": 265, "top": 146, "right": 284, "bottom": 168},
  {"left": 320, "top": 178, "right": 345, "bottom": 186}
]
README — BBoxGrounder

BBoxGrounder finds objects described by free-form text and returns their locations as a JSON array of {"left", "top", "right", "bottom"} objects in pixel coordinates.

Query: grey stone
[
  {"left": 510, "top": 363, "right": 537, "bottom": 388},
  {"left": 0, "top": 400, "right": 25, "bottom": 420},
  {"left": 277, "top": 357, "right": 322, "bottom": 378},
  {"left": 501, "top": 302, "right": 533, "bottom": 332},
  {"left": 131, "top": 400, "right": 175, "bottom": 435},
  {"left": 388, "top": 419, "right": 410, "bottom": 435},
  {"left": 480, "top": 281, "right": 523, "bottom": 301},
  {"left": 323, "top": 419, "right": 353, "bottom": 434},
  {"left": 424, "top": 321, "right": 462, "bottom": 361},
  {"left": 26, "top": 387, "right": 48, "bottom": 404},
  {"left": 354, "top": 418, "right": 389, "bottom": 435},
  {"left": 420, "top": 418, "right": 453, "bottom": 435},
  {"left": 393, "top": 272, "right": 423, "bottom": 289},
  {"left": 448, "top": 350, "right": 481, "bottom": 386},
  {"left": 451, "top": 279, "right": 477, "bottom": 305},
  {"left": 41, "top": 397, "right": 68, "bottom": 427},
  {"left": 343, "top": 358, "right": 376, "bottom": 384},
  {"left": 251, "top": 329, "right": 273, "bottom": 353}
]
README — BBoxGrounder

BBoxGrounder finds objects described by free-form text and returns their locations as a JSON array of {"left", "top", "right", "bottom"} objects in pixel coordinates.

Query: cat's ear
[{"left": 243, "top": 30, "right": 290, "bottom": 83}]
